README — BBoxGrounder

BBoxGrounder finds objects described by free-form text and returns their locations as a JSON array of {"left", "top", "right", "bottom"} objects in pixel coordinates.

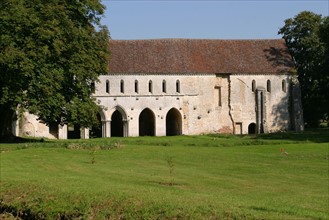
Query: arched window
[
  {"left": 120, "top": 80, "right": 124, "bottom": 93},
  {"left": 267, "top": 80, "right": 271, "bottom": 92},
  {"left": 176, "top": 80, "right": 180, "bottom": 93},
  {"left": 162, "top": 80, "right": 166, "bottom": 93},
  {"left": 135, "top": 80, "right": 139, "bottom": 93},
  {"left": 282, "top": 79, "right": 286, "bottom": 92},
  {"left": 149, "top": 80, "right": 153, "bottom": 93},
  {"left": 252, "top": 80, "right": 256, "bottom": 92},
  {"left": 106, "top": 80, "right": 110, "bottom": 93}
]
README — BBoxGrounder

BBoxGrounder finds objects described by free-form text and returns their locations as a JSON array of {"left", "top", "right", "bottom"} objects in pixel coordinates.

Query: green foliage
[
  {"left": 1, "top": 131, "right": 328, "bottom": 219},
  {"left": 279, "top": 11, "right": 329, "bottom": 127},
  {"left": 0, "top": 0, "right": 110, "bottom": 133}
]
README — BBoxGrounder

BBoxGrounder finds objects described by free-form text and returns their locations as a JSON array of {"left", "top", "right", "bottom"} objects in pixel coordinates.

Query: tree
[
  {"left": 279, "top": 11, "right": 329, "bottom": 127},
  {"left": 0, "top": 0, "right": 110, "bottom": 137},
  {"left": 318, "top": 17, "right": 329, "bottom": 125}
]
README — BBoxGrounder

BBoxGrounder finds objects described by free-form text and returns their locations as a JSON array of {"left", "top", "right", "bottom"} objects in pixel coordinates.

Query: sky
[{"left": 100, "top": 0, "right": 329, "bottom": 40}]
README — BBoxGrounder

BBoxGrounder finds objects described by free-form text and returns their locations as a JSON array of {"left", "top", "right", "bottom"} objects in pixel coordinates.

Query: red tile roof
[{"left": 109, "top": 39, "right": 294, "bottom": 74}]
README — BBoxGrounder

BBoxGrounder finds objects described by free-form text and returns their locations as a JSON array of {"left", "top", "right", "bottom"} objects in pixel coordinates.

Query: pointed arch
[
  {"left": 111, "top": 106, "right": 128, "bottom": 137},
  {"left": 166, "top": 108, "right": 182, "bottom": 136},
  {"left": 139, "top": 108, "right": 155, "bottom": 136}
]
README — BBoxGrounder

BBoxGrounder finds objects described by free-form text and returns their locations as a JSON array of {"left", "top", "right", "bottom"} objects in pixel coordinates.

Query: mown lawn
[{"left": 0, "top": 130, "right": 328, "bottom": 219}]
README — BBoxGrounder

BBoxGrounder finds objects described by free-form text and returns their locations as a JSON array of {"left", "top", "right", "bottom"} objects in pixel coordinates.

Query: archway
[
  {"left": 139, "top": 108, "right": 155, "bottom": 136},
  {"left": 166, "top": 108, "right": 182, "bottom": 136},
  {"left": 248, "top": 123, "right": 256, "bottom": 134},
  {"left": 111, "top": 110, "right": 124, "bottom": 137},
  {"left": 68, "top": 123, "right": 81, "bottom": 139},
  {"left": 89, "top": 113, "right": 102, "bottom": 138}
]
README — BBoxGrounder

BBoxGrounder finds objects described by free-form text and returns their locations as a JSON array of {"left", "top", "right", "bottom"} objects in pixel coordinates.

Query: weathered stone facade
[{"left": 13, "top": 39, "right": 304, "bottom": 139}]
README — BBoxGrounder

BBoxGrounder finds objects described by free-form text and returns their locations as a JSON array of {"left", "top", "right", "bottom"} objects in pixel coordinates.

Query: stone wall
[
  {"left": 229, "top": 74, "right": 291, "bottom": 134},
  {"left": 95, "top": 74, "right": 232, "bottom": 136},
  {"left": 13, "top": 72, "right": 297, "bottom": 139}
]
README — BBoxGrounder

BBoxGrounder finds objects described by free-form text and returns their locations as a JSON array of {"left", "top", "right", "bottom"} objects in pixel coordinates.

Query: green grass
[{"left": 0, "top": 130, "right": 328, "bottom": 219}]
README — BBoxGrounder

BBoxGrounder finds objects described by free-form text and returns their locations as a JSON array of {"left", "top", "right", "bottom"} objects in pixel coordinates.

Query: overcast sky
[{"left": 100, "top": 0, "right": 329, "bottom": 40}]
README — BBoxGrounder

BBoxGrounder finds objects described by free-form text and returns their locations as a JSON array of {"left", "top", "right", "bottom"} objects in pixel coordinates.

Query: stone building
[{"left": 13, "top": 39, "right": 304, "bottom": 139}]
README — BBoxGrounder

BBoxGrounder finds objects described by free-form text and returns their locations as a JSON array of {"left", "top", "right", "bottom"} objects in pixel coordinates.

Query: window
[
  {"left": 176, "top": 80, "right": 180, "bottom": 93},
  {"left": 162, "top": 80, "right": 166, "bottom": 93},
  {"left": 106, "top": 80, "right": 110, "bottom": 93},
  {"left": 215, "top": 86, "right": 222, "bottom": 106},
  {"left": 149, "top": 80, "right": 153, "bottom": 93},
  {"left": 282, "top": 79, "right": 286, "bottom": 92},
  {"left": 252, "top": 80, "right": 256, "bottom": 92},
  {"left": 120, "top": 80, "right": 124, "bottom": 93},
  {"left": 135, "top": 80, "right": 139, "bottom": 93},
  {"left": 267, "top": 80, "right": 271, "bottom": 92}
]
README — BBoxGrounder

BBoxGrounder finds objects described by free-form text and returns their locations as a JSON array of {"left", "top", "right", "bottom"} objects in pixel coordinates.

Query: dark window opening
[
  {"left": 267, "top": 80, "right": 271, "bottom": 93},
  {"left": 149, "top": 80, "right": 153, "bottom": 93},
  {"left": 162, "top": 80, "right": 166, "bottom": 93},
  {"left": 120, "top": 80, "right": 124, "bottom": 93},
  {"left": 135, "top": 80, "right": 139, "bottom": 93},
  {"left": 106, "top": 80, "right": 110, "bottom": 93},
  {"left": 252, "top": 80, "right": 256, "bottom": 92},
  {"left": 176, "top": 80, "right": 180, "bottom": 93}
]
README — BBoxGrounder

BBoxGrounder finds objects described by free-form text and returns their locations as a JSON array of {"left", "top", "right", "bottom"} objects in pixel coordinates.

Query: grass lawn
[{"left": 0, "top": 130, "right": 328, "bottom": 219}]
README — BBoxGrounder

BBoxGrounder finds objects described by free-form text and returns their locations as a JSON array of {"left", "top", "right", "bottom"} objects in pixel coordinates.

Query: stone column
[
  {"left": 80, "top": 128, "right": 89, "bottom": 139},
  {"left": 106, "top": 121, "right": 111, "bottom": 138},
  {"left": 58, "top": 124, "right": 68, "bottom": 139},
  {"left": 123, "top": 119, "right": 128, "bottom": 137},
  {"left": 256, "top": 89, "right": 266, "bottom": 134}
]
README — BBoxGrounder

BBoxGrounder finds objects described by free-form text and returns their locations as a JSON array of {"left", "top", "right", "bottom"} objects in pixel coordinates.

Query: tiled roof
[{"left": 109, "top": 39, "right": 294, "bottom": 74}]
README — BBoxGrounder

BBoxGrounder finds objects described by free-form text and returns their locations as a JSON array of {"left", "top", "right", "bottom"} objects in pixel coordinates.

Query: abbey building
[{"left": 13, "top": 39, "right": 304, "bottom": 139}]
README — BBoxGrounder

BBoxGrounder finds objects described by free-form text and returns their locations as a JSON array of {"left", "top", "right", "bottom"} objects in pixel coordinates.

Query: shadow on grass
[
  {"left": 254, "top": 128, "right": 329, "bottom": 143},
  {"left": 0, "top": 135, "right": 46, "bottom": 143}
]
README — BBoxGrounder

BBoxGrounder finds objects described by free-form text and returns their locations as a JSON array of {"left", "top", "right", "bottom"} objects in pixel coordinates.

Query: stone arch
[
  {"left": 166, "top": 108, "right": 182, "bottom": 136},
  {"left": 139, "top": 108, "right": 155, "bottom": 136},
  {"left": 111, "top": 106, "right": 128, "bottom": 137},
  {"left": 248, "top": 123, "right": 256, "bottom": 134}
]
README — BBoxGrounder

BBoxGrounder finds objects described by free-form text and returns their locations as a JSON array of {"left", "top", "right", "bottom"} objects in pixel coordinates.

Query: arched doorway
[
  {"left": 139, "top": 108, "right": 155, "bottom": 136},
  {"left": 111, "top": 110, "right": 124, "bottom": 137},
  {"left": 166, "top": 108, "right": 182, "bottom": 136},
  {"left": 248, "top": 123, "right": 256, "bottom": 134},
  {"left": 68, "top": 123, "right": 81, "bottom": 139},
  {"left": 89, "top": 113, "right": 102, "bottom": 138}
]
